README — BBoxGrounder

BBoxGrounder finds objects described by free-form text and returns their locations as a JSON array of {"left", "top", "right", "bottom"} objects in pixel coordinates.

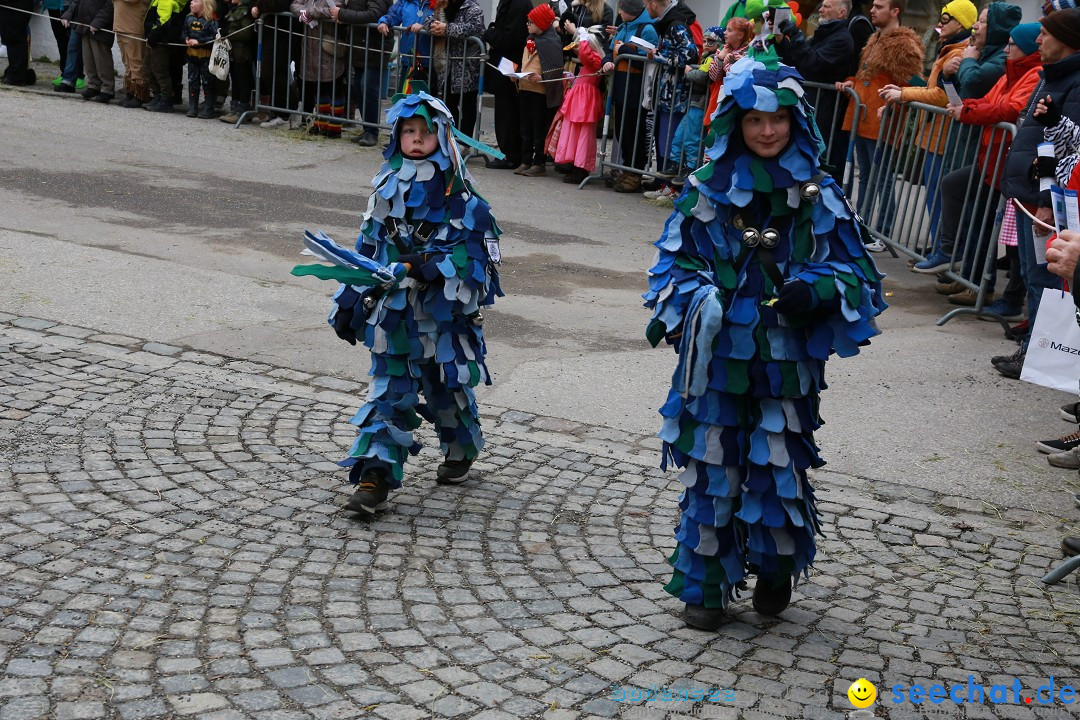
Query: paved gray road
[{"left": 2, "top": 80, "right": 1080, "bottom": 719}]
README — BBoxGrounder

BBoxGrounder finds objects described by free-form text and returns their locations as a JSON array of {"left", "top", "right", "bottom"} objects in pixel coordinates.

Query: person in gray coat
[{"left": 62, "top": 0, "right": 115, "bottom": 101}]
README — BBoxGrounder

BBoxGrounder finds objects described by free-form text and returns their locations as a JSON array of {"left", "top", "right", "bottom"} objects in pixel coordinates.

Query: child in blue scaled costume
[
  {"left": 644, "top": 56, "right": 886, "bottom": 629},
  {"left": 330, "top": 89, "right": 502, "bottom": 517}
]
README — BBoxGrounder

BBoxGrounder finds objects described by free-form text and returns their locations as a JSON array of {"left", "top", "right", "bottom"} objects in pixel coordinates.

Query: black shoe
[
  {"left": 1062, "top": 537, "right": 1080, "bottom": 557},
  {"left": 187, "top": 102, "right": 198, "bottom": 118},
  {"left": 1062, "top": 402, "right": 1080, "bottom": 424},
  {"left": 562, "top": 168, "right": 588, "bottom": 184},
  {"left": 435, "top": 457, "right": 473, "bottom": 485},
  {"left": 683, "top": 604, "right": 726, "bottom": 630},
  {"left": 1004, "top": 320, "right": 1029, "bottom": 343},
  {"left": 994, "top": 356, "right": 1024, "bottom": 380},
  {"left": 1036, "top": 429, "right": 1080, "bottom": 455},
  {"left": 198, "top": 103, "right": 215, "bottom": 119},
  {"left": 54, "top": 82, "right": 76, "bottom": 93},
  {"left": 122, "top": 95, "right": 144, "bottom": 108},
  {"left": 345, "top": 470, "right": 391, "bottom": 515},
  {"left": 351, "top": 132, "right": 378, "bottom": 147},
  {"left": 90, "top": 93, "right": 113, "bottom": 104},
  {"left": 553, "top": 162, "right": 573, "bottom": 174},
  {"left": 81, "top": 87, "right": 100, "bottom": 100},
  {"left": 485, "top": 158, "right": 516, "bottom": 170},
  {"left": 991, "top": 347, "right": 1024, "bottom": 367},
  {"left": 752, "top": 575, "right": 792, "bottom": 617}
]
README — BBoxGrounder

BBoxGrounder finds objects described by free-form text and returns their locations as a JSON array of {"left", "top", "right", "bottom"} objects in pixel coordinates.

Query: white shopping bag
[
  {"left": 1021, "top": 287, "right": 1080, "bottom": 393},
  {"left": 210, "top": 31, "right": 231, "bottom": 81}
]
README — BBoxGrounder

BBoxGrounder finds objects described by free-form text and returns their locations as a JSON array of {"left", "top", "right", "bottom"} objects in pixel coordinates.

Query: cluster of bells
[{"left": 737, "top": 181, "right": 821, "bottom": 249}]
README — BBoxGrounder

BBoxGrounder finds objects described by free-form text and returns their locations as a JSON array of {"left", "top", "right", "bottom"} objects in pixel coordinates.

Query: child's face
[
  {"left": 526, "top": 19, "right": 539, "bottom": 34},
  {"left": 741, "top": 108, "right": 791, "bottom": 158},
  {"left": 399, "top": 117, "right": 439, "bottom": 158},
  {"left": 191, "top": 0, "right": 203, "bottom": 14}
]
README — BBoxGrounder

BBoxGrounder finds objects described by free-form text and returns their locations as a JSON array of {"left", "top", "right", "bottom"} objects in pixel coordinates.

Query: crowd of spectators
[{"left": 6, "top": 0, "right": 1080, "bottom": 495}]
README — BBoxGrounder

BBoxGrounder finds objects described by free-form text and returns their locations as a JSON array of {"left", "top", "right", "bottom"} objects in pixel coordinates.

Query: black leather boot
[{"left": 186, "top": 92, "right": 198, "bottom": 118}]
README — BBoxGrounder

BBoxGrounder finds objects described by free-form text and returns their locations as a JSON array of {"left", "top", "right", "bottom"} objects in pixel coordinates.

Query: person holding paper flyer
[
  {"left": 875, "top": 0, "right": 982, "bottom": 245},
  {"left": 601, "top": 0, "right": 658, "bottom": 193},
  {"left": 935, "top": 22, "right": 1042, "bottom": 318},
  {"left": 994, "top": 7, "right": 1080, "bottom": 382}
]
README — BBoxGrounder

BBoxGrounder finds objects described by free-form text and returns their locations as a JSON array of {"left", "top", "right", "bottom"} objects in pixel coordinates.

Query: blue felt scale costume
[
  {"left": 308, "top": 91, "right": 503, "bottom": 488},
  {"left": 643, "top": 57, "right": 886, "bottom": 610}
]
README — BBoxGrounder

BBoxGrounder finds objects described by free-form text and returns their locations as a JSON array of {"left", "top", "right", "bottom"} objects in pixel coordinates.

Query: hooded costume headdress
[{"left": 683, "top": 56, "right": 825, "bottom": 212}]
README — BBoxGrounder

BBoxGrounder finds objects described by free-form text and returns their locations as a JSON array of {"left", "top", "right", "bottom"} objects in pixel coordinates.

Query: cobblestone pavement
[{"left": 2, "top": 314, "right": 1079, "bottom": 720}]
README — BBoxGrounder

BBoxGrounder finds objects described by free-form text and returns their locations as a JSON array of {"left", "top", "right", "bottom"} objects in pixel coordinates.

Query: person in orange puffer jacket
[
  {"left": 835, "top": 0, "right": 923, "bottom": 234},
  {"left": 925, "top": 22, "right": 1044, "bottom": 311}
]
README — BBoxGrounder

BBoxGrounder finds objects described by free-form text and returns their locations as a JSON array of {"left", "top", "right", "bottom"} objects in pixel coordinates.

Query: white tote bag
[
  {"left": 210, "top": 31, "right": 231, "bottom": 81},
  {"left": 1021, "top": 287, "right": 1080, "bottom": 393}
]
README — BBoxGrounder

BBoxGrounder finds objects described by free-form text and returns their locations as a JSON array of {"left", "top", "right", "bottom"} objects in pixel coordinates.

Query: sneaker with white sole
[
  {"left": 864, "top": 238, "right": 886, "bottom": 253},
  {"left": 1048, "top": 447, "right": 1080, "bottom": 469},
  {"left": 1062, "top": 401, "right": 1080, "bottom": 424},
  {"left": 1036, "top": 429, "right": 1080, "bottom": 454},
  {"left": 642, "top": 185, "right": 670, "bottom": 199},
  {"left": 260, "top": 117, "right": 287, "bottom": 128},
  {"left": 345, "top": 470, "right": 391, "bottom": 516}
]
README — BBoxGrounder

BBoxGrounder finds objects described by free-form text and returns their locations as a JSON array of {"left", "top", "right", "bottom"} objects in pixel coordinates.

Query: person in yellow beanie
[{"left": 876, "top": 0, "right": 976, "bottom": 245}]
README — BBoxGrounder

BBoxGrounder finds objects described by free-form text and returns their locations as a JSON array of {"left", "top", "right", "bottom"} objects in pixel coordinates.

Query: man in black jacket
[
  {"left": 483, "top": 0, "right": 532, "bottom": 169},
  {"left": 335, "top": 0, "right": 392, "bottom": 146},
  {"left": 775, "top": 0, "right": 855, "bottom": 174},
  {"left": 993, "top": 7, "right": 1080, "bottom": 380},
  {"left": 0, "top": 0, "right": 36, "bottom": 85}
]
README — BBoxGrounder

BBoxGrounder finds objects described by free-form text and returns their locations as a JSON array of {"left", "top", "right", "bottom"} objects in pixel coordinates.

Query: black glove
[
  {"left": 776, "top": 18, "right": 797, "bottom": 37},
  {"left": 1033, "top": 95, "right": 1061, "bottom": 127},
  {"left": 772, "top": 281, "right": 816, "bottom": 316},
  {"left": 1035, "top": 155, "right": 1058, "bottom": 180},
  {"left": 331, "top": 287, "right": 360, "bottom": 345},
  {"left": 398, "top": 252, "right": 446, "bottom": 282}
]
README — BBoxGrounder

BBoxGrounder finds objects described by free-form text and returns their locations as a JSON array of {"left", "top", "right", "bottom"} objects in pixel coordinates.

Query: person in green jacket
[{"left": 144, "top": 0, "right": 184, "bottom": 110}]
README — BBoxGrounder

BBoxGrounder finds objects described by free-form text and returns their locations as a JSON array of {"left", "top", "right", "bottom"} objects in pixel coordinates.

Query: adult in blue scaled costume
[
  {"left": 644, "top": 56, "right": 886, "bottom": 630},
  {"left": 330, "top": 90, "right": 503, "bottom": 517}
]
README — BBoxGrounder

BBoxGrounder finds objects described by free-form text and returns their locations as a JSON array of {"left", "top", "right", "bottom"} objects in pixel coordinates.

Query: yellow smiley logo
[{"left": 847, "top": 678, "right": 877, "bottom": 709}]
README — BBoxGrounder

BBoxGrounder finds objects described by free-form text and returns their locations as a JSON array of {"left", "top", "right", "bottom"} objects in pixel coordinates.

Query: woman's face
[
  {"left": 399, "top": 117, "right": 439, "bottom": 158},
  {"left": 741, "top": 108, "right": 791, "bottom": 158}
]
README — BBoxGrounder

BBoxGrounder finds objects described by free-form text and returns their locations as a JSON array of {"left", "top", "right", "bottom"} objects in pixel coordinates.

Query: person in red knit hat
[{"left": 514, "top": 3, "right": 565, "bottom": 176}]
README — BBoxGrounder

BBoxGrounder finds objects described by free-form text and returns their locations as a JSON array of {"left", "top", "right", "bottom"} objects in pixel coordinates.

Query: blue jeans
[
  {"left": 668, "top": 106, "right": 704, "bottom": 173},
  {"left": 922, "top": 150, "right": 945, "bottom": 243},
  {"left": 654, "top": 108, "right": 684, "bottom": 176},
  {"left": 61, "top": 27, "right": 82, "bottom": 85},
  {"left": 1015, "top": 212, "right": 1061, "bottom": 345},
  {"left": 353, "top": 64, "right": 389, "bottom": 135},
  {"left": 854, "top": 136, "right": 897, "bottom": 234}
]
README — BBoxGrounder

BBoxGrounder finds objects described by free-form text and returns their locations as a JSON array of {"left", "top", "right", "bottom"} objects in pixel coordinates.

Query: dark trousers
[
  {"left": 187, "top": 56, "right": 212, "bottom": 106},
  {"left": 613, "top": 92, "right": 643, "bottom": 170},
  {"left": 147, "top": 44, "right": 173, "bottom": 99},
  {"left": 490, "top": 74, "right": 521, "bottom": 165},
  {"left": 169, "top": 43, "right": 185, "bottom": 101},
  {"left": 0, "top": 8, "right": 31, "bottom": 84},
  {"left": 434, "top": 75, "right": 477, "bottom": 138},
  {"left": 1001, "top": 244, "right": 1025, "bottom": 305},
  {"left": 352, "top": 61, "right": 388, "bottom": 134},
  {"left": 260, "top": 15, "right": 297, "bottom": 118},
  {"left": 47, "top": 8, "right": 70, "bottom": 71},
  {"left": 940, "top": 164, "right": 1001, "bottom": 283},
  {"left": 519, "top": 90, "right": 554, "bottom": 166},
  {"left": 231, "top": 57, "right": 254, "bottom": 108}
]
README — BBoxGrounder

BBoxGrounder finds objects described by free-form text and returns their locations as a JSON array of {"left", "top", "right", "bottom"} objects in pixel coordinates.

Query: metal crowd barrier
[
  {"left": 248, "top": 14, "right": 486, "bottom": 154},
  {"left": 862, "top": 100, "right": 1016, "bottom": 325},
  {"left": 588, "top": 56, "right": 864, "bottom": 194},
  {"left": 803, "top": 80, "right": 864, "bottom": 197},
  {"left": 588, "top": 54, "right": 699, "bottom": 189}
]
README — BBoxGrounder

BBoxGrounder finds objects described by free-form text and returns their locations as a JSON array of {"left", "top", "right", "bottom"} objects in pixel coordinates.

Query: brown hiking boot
[{"left": 613, "top": 172, "right": 641, "bottom": 193}]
